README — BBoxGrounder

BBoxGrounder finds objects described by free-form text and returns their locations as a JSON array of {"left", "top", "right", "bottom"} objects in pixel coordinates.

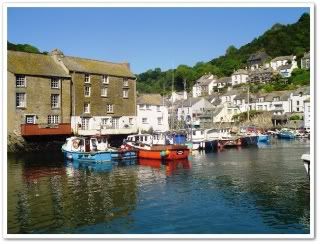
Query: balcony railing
[
  {"left": 77, "top": 125, "right": 138, "bottom": 136},
  {"left": 21, "top": 123, "right": 72, "bottom": 136}
]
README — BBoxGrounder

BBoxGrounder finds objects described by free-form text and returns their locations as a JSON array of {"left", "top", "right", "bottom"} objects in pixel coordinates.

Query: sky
[{"left": 7, "top": 7, "right": 309, "bottom": 74}]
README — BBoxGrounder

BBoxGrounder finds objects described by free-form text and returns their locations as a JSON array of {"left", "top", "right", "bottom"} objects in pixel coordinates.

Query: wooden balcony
[{"left": 21, "top": 123, "right": 72, "bottom": 136}]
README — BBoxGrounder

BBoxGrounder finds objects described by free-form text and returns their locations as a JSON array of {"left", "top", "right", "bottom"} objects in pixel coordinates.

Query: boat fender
[{"left": 160, "top": 151, "right": 166, "bottom": 157}]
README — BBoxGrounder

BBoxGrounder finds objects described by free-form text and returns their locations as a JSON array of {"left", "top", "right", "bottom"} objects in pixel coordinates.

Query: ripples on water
[{"left": 7, "top": 139, "right": 310, "bottom": 234}]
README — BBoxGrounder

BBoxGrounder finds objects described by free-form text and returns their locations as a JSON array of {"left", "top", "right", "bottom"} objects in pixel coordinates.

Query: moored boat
[
  {"left": 62, "top": 136, "right": 137, "bottom": 162},
  {"left": 124, "top": 134, "right": 189, "bottom": 160},
  {"left": 277, "top": 128, "right": 296, "bottom": 139}
]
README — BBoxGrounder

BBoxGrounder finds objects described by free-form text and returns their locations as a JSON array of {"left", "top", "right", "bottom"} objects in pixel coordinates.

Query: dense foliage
[
  {"left": 136, "top": 13, "right": 310, "bottom": 94},
  {"left": 7, "top": 41, "right": 46, "bottom": 54}
]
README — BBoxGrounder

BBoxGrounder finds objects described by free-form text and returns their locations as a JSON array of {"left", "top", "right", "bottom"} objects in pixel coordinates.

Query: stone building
[
  {"left": 8, "top": 50, "right": 72, "bottom": 137},
  {"left": 50, "top": 49, "right": 137, "bottom": 136}
]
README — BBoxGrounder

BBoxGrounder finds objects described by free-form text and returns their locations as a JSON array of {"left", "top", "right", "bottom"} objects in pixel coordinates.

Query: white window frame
[
  {"left": 51, "top": 78, "right": 60, "bottom": 89},
  {"left": 51, "top": 94, "right": 60, "bottom": 109},
  {"left": 101, "top": 87, "right": 108, "bottom": 97},
  {"left": 84, "top": 86, "right": 91, "bottom": 97},
  {"left": 81, "top": 118, "right": 90, "bottom": 130},
  {"left": 107, "top": 104, "right": 114, "bottom": 113},
  {"left": 16, "top": 75, "right": 26, "bottom": 87},
  {"left": 101, "top": 118, "right": 109, "bottom": 125},
  {"left": 123, "top": 89, "right": 129, "bottom": 98},
  {"left": 157, "top": 105, "right": 161, "bottom": 112},
  {"left": 25, "top": 115, "right": 36, "bottom": 124},
  {"left": 123, "top": 78, "right": 129, "bottom": 87},
  {"left": 48, "top": 115, "right": 60, "bottom": 124},
  {"left": 142, "top": 118, "right": 148, "bottom": 124},
  {"left": 84, "top": 74, "right": 90, "bottom": 83},
  {"left": 146, "top": 105, "right": 151, "bottom": 110},
  {"left": 84, "top": 103, "right": 90, "bottom": 113},
  {"left": 16, "top": 93, "right": 26, "bottom": 108},
  {"left": 102, "top": 75, "right": 109, "bottom": 84},
  {"left": 139, "top": 104, "right": 145, "bottom": 110},
  {"left": 157, "top": 117, "right": 162, "bottom": 125}
]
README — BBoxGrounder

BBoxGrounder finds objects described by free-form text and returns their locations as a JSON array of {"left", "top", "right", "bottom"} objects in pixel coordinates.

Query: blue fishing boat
[
  {"left": 62, "top": 136, "right": 137, "bottom": 162},
  {"left": 277, "top": 129, "right": 296, "bottom": 139},
  {"left": 257, "top": 134, "right": 271, "bottom": 143}
]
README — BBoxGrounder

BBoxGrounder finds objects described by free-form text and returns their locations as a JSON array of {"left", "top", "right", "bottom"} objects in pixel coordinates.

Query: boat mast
[{"left": 170, "top": 66, "right": 174, "bottom": 132}]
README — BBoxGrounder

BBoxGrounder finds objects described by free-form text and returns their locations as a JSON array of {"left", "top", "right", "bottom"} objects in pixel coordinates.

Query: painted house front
[
  {"left": 8, "top": 50, "right": 72, "bottom": 137},
  {"left": 304, "top": 99, "right": 310, "bottom": 129},
  {"left": 137, "top": 94, "right": 169, "bottom": 132},
  {"left": 176, "top": 97, "right": 214, "bottom": 127},
  {"left": 192, "top": 74, "right": 217, "bottom": 97},
  {"left": 270, "top": 55, "right": 297, "bottom": 71},
  {"left": 51, "top": 49, "right": 137, "bottom": 136},
  {"left": 231, "top": 69, "right": 249, "bottom": 86},
  {"left": 289, "top": 87, "right": 310, "bottom": 113}
]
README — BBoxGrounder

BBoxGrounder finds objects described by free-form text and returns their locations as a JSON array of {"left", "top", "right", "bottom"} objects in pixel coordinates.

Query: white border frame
[{"left": 1, "top": 0, "right": 315, "bottom": 240}]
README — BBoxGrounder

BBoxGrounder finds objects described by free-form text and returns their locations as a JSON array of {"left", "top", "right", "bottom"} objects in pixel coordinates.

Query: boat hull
[
  {"left": 277, "top": 133, "right": 295, "bottom": 139},
  {"left": 62, "top": 148, "right": 137, "bottom": 162},
  {"left": 241, "top": 135, "right": 259, "bottom": 146},
  {"left": 138, "top": 145, "right": 189, "bottom": 160},
  {"left": 257, "top": 135, "right": 270, "bottom": 143}
]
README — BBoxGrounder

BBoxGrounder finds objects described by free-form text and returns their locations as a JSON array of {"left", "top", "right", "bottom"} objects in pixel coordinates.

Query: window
[
  {"left": 81, "top": 118, "right": 89, "bottom": 130},
  {"left": 157, "top": 117, "right": 163, "bottom": 125},
  {"left": 258, "top": 97, "right": 264, "bottom": 102},
  {"left": 101, "top": 87, "right": 108, "bottom": 97},
  {"left": 111, "top": 118, "right": 119, "bottom": 129},
  {"left": 16, "top": 93, "right": 26, "bottom": 108},
  {"left": 84, "top": 86, "right": 91, "bottom": 97},
  {"left": 129, "top": 118, "right": 133, "bottom": 125},
  {"left": 273, "top": 97, "right": 280, "bottom": 102},
  {"left": 123, "top": 78, "right": 129, "bottom": 87},
  {"left": 142, "top": 118, "right": 148, "bottom": 124},
  {"left": 51, "top": 78, "right": 60, "bottom": 89},
  {"left": 51, "top": 94, "right": 60, "bottom": 108},
  {"left": 107, "top": 104, "right": 113, "bottom": 113},
  {"left": 84, "top": 74, "right": 90, "bottom": 83},
  {"left": 25, "top": 115, "right": 36, "bottom": 124},
  {"left": 48, "top": 115, "right": 60, "bottom": 124},
  {"left": 102, "top": 118, "right": 109, "bottom": 125},
  {"left": 157, "top": 105, "right": 161, "bottom": 112},
  {"left": 297, "top": 101, "right": 300, "bottom": 106},
  {"left": 139, "top": 104, "right": 145, "bottom": 110},
  {"left": 123, "top": 89, "right": 129, "bottom": 98},
  {"left": 84, "top": 103, "right": 90, "bottom": 113},
  {"left": 146, "top": 105, "right": 151, "bottom": 110},
  {"left": 102, "top": 75, "right": 109, "bottom": 84},
  {"left": 297, "top": 107, "right": 300, "bottom": 112},
  {"left": 16, "top": 75, "right": 26, "bottom": 87}
]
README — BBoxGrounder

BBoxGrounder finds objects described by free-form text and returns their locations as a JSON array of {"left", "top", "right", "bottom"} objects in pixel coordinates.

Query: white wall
[
  {"left": 304, "top": 101, "right": 311, "bottom": 129},
  {"left": 290, "top": 94, "right": 310, "bottom": 113},
  {"left": 231, "top": 73, "right": 248, "bottom": 86},
  {"left": 177, "top": 98, "right": 214, "bottom": 123},
  {"left": 71, "top": 116, "right": 137, "bottom": 135},
  {"left": 137, "top": 104, "right": 169, "bottom": 132}
]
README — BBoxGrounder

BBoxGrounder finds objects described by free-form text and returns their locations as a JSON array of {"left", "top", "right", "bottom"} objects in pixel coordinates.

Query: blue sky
[{"left": 8, "top": 7, "right": 309, "bottom": 74}]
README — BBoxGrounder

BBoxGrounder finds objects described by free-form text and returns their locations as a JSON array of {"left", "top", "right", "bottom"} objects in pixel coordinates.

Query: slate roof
[
  {"left": 61, "top": 55, "right": 135, "bottom": 78},
  {"left": 195, "top": 74, "right": 217, "bottom": 85},
  {"left": 278, "top": 64, "right": 293, "bottom": 70},
  {"left": 247, "top": 51, "right": 269, "bottom": 62},
  {"left": 137, "top": 94, "right": 163, "bottom": 106},
  {"left": 8, "top": 50, "right": 70, "bottom": 77},
  {"left": 174, "top": 97, "right": 203, "bottom": 107},
  {"left": 302, "top": 52, "right": 310, "bottom": 59},
  {"left": 217, "top": 77, "right": 231, "bottom": 83},
  {"left": 233, "top": 69, "right": 248, "bottom": 75},
  {"left": 292, "top": 86, "right": 310, "bottom": 96},
  {"left": 271, "top": 55, "right": 294, "bottom": 62}
]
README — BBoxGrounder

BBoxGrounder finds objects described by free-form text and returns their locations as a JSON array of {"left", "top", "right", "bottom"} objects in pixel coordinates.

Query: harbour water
[{"left": 7, "top": 139, "right": 310, "bottom": 234}]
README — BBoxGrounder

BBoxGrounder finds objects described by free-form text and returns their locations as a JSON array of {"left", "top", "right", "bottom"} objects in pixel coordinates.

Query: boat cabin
[
  {"left": 64, "top": 136, "right": 109, "bottom": 152},
  {"left": 205, "top": 128, "right": 231, "bottom": 140}
]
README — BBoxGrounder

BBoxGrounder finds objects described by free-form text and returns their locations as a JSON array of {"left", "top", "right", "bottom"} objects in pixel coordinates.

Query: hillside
[
  {"left": 136, "top": 13, "right": 310, "bottom": 94},
  {"left": 7, "top": 41, "right": 46, "bottom": 54}
]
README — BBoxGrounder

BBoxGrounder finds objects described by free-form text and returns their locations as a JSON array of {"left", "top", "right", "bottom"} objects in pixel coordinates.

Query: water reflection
[{"left": 7, "top": 139, "right": 310, "bottom": 234}]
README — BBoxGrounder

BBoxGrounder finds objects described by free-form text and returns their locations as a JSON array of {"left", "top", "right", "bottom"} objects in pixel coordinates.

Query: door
[{"left": 85, "top": 139, "right": 90, "bottom": 152}]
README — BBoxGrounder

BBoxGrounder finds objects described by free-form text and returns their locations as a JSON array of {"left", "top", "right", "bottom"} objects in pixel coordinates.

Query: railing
[
  {"left": 77, "top": 125, "right": 138, "bottom": 136},
  {"left": 21, "top": 123, "right": 72, "bottom": 136}
]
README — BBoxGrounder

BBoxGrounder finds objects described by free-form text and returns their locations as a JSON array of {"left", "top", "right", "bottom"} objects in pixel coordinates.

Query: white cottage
[
  {"left": 192, "top": 73, "right": 217, "bottom": 97},
  {"left": 231, "top": 69, "right": 249, "bottom": 86},
  {"left": 176, "top": 97, "right": 214, "bottom": 126},
  {"left": 137, "top": 94, "right": 169, "bottom": 132},
  {"left": 270, "top": 55, "right": 297, "bottom": 71},
  {"left": 289, "top": 87, "right": 310, "bottom": 113},
  {"left": 304, "top": 99, "right": 310, "bottom": 130}
]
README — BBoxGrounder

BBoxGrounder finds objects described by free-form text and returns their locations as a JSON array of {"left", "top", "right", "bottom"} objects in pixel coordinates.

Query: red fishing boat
[{"left": 124, "top": 134, "right": 189, "bottom": 160}]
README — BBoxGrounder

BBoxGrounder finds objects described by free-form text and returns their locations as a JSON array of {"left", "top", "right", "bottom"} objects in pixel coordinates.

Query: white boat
[
  {"left": 189, "top": 129, "right": 206, "bottom": 150},
  {"left": 301, "top": 154, "right": 310, "bottom": 175}
]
